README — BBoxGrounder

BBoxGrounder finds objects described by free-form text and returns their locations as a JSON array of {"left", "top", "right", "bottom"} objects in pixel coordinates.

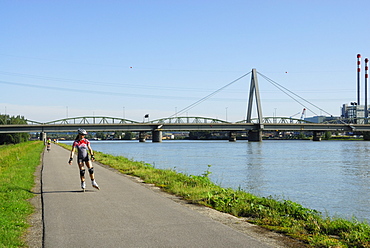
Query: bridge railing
[
  {"left": 26, "top": 116, "right": 140, "bottom": 125},
  {"left": 236, "top": 117, "right": 312, "bottom": 124},
  {"left": 147, "top": 116, "right": 230, "bottom": 124},
  {"left": 24, "top": 116, "right": 365, "bottom": 126},
  {"left": 25, "top": 120, "right": 43, "bottom": 125}
]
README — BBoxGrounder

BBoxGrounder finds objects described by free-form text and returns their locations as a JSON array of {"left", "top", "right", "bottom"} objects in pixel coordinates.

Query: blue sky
[{"left": 1, "top": 0, "right": 369, "bottom": 122}]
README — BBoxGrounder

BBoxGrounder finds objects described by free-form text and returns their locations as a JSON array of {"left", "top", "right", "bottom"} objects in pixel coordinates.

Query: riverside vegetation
[
  {"left": 57, "top": 143, "right": 370, "bottom": 248},
  {"left": 0, "top": 115, "right": 29, "bottom": 145},
  {"left": 0, "top": 141, "right": 44, "bottom": 247}
]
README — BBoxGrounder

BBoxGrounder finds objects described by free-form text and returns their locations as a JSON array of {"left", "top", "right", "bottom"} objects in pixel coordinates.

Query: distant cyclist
[{"left": 68, "top": 128, "right": 100, "bottom": 191}]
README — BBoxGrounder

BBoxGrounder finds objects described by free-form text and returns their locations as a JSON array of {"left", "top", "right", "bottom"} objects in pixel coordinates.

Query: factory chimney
[
  {"left": 365, "top": 58, "right": 369, "bottom": 123},
  {"left": 357, "top": 54, "right": 361, "bottom": 105}
]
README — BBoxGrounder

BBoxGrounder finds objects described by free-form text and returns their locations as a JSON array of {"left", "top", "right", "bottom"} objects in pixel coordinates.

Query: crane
[
  {"left": 289, "top": 108, "right": 306, "bottom": 123},
  {"left": 300, "top": 108, "right": 306, "bottom": 120}
]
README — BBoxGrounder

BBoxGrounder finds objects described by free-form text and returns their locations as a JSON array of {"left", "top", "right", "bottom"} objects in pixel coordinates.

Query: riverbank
[{"left": 56, "top": 143, "right": 370, "bottom": 247}]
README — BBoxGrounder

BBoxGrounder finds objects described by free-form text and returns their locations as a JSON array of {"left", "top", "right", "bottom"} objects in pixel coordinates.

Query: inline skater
[
  {"left": 46, "top": 138, "right": 51, "bottom": 152},
  {"left": 68, "top": 128, "right": 100, "bottom": 191}
]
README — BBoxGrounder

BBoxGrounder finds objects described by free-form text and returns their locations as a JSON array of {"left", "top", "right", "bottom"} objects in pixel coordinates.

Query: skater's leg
[
  {"left": 78, "top": 163, "right": 85, "bottom": 181},
  {"left": 86, "top": 161, "right": 99, "bottom": 190},
  {"left": 85, "top": 161, "right": 95, "bottom": 180},
  {"left": 78, "top": 163, "right": 86, "bottom": 191}
]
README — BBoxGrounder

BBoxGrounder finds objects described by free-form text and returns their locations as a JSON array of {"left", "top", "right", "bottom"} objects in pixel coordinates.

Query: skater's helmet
[{"left": 78, "top": 128, "right": 87, "bottom": 135}]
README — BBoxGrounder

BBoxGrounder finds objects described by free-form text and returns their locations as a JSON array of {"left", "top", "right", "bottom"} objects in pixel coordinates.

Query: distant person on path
[
  {"left": 68, "top": 128, "right": 100, "bottom": 191},
  {"left": 46, "top": 138, "right": 51, "bottom": 152}
]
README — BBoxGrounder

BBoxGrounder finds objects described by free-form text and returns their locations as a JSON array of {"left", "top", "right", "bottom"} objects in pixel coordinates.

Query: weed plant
[
  {"left": 0, "top": 141, "right": 44, "bottom": 247},
  {"left": 59, "top": 143, "right": 370, "bottom": 247}
]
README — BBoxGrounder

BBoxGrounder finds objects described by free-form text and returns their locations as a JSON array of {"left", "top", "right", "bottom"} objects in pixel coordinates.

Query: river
[{"left": 63, "top": 139, "right": 370, "bottom": 222}]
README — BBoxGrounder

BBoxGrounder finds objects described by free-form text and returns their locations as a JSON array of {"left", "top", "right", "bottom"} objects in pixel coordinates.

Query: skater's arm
[
  {"left": 87, "top": 144, "right": 95, "bottom": 161},
  {"left": 69, "top": 147, "right": 75, "bottom": 165}
]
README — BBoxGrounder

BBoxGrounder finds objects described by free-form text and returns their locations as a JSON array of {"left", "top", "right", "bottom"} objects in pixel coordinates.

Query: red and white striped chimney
[
  {"left": 357, "top": 54, "right": 361, "bottom": 105},
  {"left": 365, "top": 58, "right": 369, "bottom": 121},
  {"left": 365, "top": 58, "right": 368, "bottom": 78}
]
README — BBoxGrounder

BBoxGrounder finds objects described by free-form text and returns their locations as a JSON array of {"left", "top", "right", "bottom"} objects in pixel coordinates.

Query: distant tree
[
  {"left": 363, "top": 131, "right": 370, "bottom": 141},
  {"left": 123, "top": 131, "right": 134, "bottom": 140},
  {"left": 188, "top": 131, "right": 212, "bottom": 140},
  {"left": 95, "top": 132, "right": 105, "bottom": 140},
  {"left": 297, "top": 132, "right": 307, "bottom": 140},
  {"left": 0, "top": 115, "right": 30, "bottom": 145},
  {"left": 322, "top": 131, "right": 332, "bottom": 140},
  {"left": 113, "top": 131, "right": 124, "bottom": 139}
]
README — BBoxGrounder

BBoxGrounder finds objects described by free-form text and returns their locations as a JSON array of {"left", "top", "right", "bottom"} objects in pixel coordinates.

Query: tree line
[{"left": 0, "top": 115, "right": 29, "bottom": 145}]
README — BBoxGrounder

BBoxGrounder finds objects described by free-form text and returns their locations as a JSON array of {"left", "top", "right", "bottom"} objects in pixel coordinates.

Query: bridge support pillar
[
  {"left": 248, "top": 130, "right": 262, "bottom": 142},
  {"left": 312, "top": 131, "right": 322, "bottom": 141},
  {"left": 40, "top": 132, "right": 47, "bottom": 144},
  {"left": 228, "top": 131, "right": 237, "bottom": 142},
  {"left": 152, "top": 130, "right": 162, "bottom": 142},
  {"left": 139, "top": 132, "right": 146, "bottom": 142}
]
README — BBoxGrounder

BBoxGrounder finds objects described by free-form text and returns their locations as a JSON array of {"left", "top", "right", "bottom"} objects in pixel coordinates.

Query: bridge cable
[
  {"left": 169, "top": 72, "right": 252, "bottom": 118},
  {"left": 258, "top": 72, "right": 351, "bottom": 125},
  {"left": 257, "top": 72, "right": 334, "bottom": 117}
]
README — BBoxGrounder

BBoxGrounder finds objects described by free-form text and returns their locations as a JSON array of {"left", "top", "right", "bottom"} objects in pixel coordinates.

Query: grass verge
[
  {"left": 0, "top": 141, "right": 44, "bottom": 247},
  {"left": 59, "top": 143, "right": 370, "bottom": 247}
]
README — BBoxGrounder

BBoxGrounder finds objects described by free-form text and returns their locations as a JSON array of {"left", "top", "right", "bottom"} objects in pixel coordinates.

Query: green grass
[
  {"left": 0, "top": 141, "right": 44, "bottom": 247},
  {"left": 58, "top": 143, "right": 370, "bottom": 247}
]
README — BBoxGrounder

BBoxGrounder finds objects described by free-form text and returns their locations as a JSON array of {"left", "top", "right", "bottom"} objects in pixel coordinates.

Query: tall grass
[
  {"left": 0, "top": 141, "right": 44, "bottom": 247},
  {"left": 59, "top": 143, "right": 370, "bottom": 247}
]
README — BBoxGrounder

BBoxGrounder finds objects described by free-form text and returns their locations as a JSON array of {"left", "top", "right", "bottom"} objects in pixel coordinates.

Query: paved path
[{"left": 42, "top": 144, "right": 286, "bottom": 248}]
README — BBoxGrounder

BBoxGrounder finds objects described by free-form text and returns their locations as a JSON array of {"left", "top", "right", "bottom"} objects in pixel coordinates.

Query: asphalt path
[{"left": 41, "top": 143, "right": 289, "bottom": 248}]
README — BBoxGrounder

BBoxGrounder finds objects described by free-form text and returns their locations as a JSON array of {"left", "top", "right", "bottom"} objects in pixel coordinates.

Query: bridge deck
[{"left": 0, "top": 122, "right": 365, "bottom": 133}]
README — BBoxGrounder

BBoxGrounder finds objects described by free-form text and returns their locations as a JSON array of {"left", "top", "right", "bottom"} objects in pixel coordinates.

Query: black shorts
[{"left": 78, "top": 156, "right": 90, "bottom": 164}]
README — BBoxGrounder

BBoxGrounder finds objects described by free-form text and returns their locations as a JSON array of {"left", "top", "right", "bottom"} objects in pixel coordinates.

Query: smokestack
[
  {"left": 365, "top": 58, "right": 369, "bottom": 122},
  {"left": 357, "top": 54, "right": 361, "bottom": 105}
]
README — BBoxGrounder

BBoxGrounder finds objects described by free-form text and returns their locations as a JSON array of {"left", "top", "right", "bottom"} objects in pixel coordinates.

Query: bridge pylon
[
  {"left": 246, "top": 69, "right": 263, "bottom": 141},
  {"left": 246, "top": 69, "right": 263, "bottom": 123}
]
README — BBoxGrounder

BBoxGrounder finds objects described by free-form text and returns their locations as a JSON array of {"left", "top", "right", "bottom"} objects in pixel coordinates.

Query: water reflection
[{"left": 244, "top": 142, "right": 266, "bottom": 196}]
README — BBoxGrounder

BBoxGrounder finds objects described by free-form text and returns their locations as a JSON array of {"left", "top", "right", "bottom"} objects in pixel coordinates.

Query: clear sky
[{"left": 1, "top": 0, "right": 370, "bottom": 123}]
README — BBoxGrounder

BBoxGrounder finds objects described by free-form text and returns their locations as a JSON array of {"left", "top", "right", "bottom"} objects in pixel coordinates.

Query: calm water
[{"left": 65, "top": 140, "right": 370, "bottom": 222}]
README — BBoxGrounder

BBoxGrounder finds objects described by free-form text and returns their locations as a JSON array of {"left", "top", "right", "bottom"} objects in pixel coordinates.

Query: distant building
[
  {"left": 305, "top": 103, "right": 370, "bottom": 124},
  {"left": 341, "top": 103, "right": 368, "bottom": 123}
]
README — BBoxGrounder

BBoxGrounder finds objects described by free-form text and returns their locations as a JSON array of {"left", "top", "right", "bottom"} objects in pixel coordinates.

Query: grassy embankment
[
  {"left": 0, "top": 141, "right": 44, "bottom": 247},
  {"left": 58, "top": 143, "right": 370, "bottom": 248}
]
